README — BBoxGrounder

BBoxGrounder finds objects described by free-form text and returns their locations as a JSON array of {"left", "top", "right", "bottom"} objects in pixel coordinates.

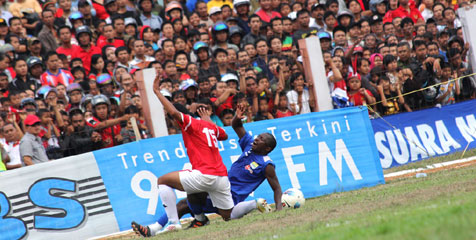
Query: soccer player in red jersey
[{"left": 147, "top": 77, "right": 234, "bottom": 234}]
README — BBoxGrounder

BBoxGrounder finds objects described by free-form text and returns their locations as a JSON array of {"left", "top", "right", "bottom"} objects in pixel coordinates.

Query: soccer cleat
[
  {"left": 187, "top": 216, "right": 210, "bottom": 229},
  {"left": 156, "top": 220, "right": 182, "bottom": 234},
  {"left": 256, "top": 198, "right": 272, "bottom": 213},
  {"left": 131, "top": 221, "right": 151, "bottom": 237}
]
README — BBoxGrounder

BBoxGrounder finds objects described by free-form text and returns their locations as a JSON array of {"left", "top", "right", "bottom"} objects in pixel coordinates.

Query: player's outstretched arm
[
  {"left": 232, "top": 103, "right": 247, "bottom": 139},
  {"left": 265, "top": 165, "right": 283, "bottom": 211},
  {"left": 153, "top": 77, "right": 182, "bottom": 122}
]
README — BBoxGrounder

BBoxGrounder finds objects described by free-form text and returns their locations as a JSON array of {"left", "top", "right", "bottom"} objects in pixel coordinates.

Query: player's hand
[{"left": 197, "top": 107, "right": 212, "bottom": 122}]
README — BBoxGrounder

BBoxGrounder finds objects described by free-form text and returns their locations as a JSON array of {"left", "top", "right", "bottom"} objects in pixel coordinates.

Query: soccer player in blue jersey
[{"left": 132, "top": 103, "right": 283, "bottom": 236}]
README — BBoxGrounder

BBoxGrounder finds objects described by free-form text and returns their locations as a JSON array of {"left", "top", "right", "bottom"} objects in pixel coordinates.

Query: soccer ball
[{"left": 281, "top": 188, "right": 305, "bottom": 209}]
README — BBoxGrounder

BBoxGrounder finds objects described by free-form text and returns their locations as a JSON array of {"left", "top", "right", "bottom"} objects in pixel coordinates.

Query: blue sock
[
  {"left": 187, "top": 200, "right": 204, "bottom": 215},
  {"left": 157, "top": 213, "right": 168, "bottom": 226}
]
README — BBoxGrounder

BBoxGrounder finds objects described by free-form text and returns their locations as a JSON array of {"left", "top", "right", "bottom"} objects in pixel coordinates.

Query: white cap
[
  {"left": 288, "top": 11, "right": 297, "bottom": 21},
  {"left": 209, "top": 6, "right": 222, "bottom": 16}
]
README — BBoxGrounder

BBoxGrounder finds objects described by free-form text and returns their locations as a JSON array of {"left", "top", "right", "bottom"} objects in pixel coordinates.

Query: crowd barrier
[
  {"left": 371, "top": 99, "right": 476, "bottom": 169},
  {"left": 0, "top": 106, "right": 384, "bottom": 239}
]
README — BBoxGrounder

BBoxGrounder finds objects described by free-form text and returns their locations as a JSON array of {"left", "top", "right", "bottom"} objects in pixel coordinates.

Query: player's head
[{"left": 252, "top": 133, "right": 277, "bottom": 155}]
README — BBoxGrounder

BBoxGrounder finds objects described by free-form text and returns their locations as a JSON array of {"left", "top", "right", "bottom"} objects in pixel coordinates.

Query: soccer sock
[
  {"left": 148, "top": 222, "right": 162, "bottom": 236},
  {"left": 230, "top": 200, "right": 257, "bottom": 219},
  {"left": 157, "top": 214, "right": 168, "bottom": 228},
  {"left": 158, "top": 184, "right": 179, "bottom": 223},
  {"left": 187, "top": 201, "right": 206, "bottom": 221}
]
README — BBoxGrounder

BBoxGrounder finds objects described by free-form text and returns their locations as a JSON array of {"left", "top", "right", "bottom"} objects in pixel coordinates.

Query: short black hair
[
  {"left": 263, "top": 133, "right": 277, "bottom": 154},
  {"left": 213, "top": 48, "right": 228, "bottom": 58}
]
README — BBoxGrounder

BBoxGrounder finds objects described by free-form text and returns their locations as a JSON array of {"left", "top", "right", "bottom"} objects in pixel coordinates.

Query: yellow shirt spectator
[
  {"left": 207, "top": 0, "right": 233, "bottom": 12},
  {"left": 8, "top": 0, "right": 43, "bottom": 17}
]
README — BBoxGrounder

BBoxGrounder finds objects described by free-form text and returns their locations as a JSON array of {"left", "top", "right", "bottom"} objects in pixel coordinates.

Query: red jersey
[
  {"left": 348, "top": 90, "right": 373, "bottom": 106},
  {"left": 86, "top": 116, "right": 121, "bottom": 148},
  {"left": 40, "top": 69, "right": 74, "bottom": 87},
  {"left": 383, "top": 5, "right": 423, "bottom": 23},
  {"left": 255, "top": 9, "right": 282, "bottom": 23},
  {"left": 57, "top": 44, "right": 81, "bottom": 63},
  {"left": 178, "top": 113, "right": 228, "bottom": 176},
  {"left": 97, "top": 36, "right": 125, "bottom": 49},
  {"left": 72, "top": 45, "right": 102, "bottom": 75}
]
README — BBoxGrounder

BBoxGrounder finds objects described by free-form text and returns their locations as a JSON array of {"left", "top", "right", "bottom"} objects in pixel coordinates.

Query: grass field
[{"left": 134, "top": 150, "right": 476, "bottom": 240}]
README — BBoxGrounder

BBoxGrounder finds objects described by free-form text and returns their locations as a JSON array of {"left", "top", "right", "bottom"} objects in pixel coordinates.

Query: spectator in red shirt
[
  {"left": 72, "top": 26, "right": 102, "bottom": 74},
  {"left": 96, "top": 24, "right": 125, "bottom": 49},
  {"left": 383, "top": 0, "right": 424, "bottom": 24},
  {"left": 255, "top": 0, "right": 282, "bottom": 23},
  {"left": 57, "top": 25, "right": 81, "bottom": 63}
]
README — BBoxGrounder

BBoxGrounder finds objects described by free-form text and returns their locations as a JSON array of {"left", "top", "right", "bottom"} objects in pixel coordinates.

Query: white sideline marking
[{"left": 384, "top": 156, "right": 476, "bottom": 178}]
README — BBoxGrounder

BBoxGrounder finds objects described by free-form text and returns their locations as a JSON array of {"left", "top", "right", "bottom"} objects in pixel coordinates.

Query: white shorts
[{"left": 179, "top": 169, "right": 234, "bottom": 210}]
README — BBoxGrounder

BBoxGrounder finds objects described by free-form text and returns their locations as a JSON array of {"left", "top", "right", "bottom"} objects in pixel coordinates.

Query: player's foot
[
  {"left": 256, "top": 198, "right": 272, "bottom": 213},
  {"left": 156, "top": 220, "right": 182, "bottom": 234},
  {"left": 131, "top": 221, "right": 151, "bottom": 237},
  {"left": 186, "top": 216, "right": 210, "bottom": 229}
]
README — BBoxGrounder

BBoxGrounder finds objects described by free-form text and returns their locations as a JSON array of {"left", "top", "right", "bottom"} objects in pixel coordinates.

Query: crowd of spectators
[{"left": 0, "top": 0, "right": 475, "bottom": 171}]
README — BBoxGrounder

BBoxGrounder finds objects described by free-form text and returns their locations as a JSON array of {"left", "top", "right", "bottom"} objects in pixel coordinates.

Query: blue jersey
[{"left": 228, "top": 133, "right": 275, "bottom": 204}]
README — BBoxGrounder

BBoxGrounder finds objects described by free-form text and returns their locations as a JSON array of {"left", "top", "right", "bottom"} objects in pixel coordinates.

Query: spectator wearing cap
[
  {"left": 41, "top": 52, "right": 75, "bottom": 87},
  {"left": 139, "top": 0, "right": 163, "bottom": 31},
  {"left": 97, "top": 24, "right": 126, "bottom": 49},
  {"left": 234, "top": 0, "right": 251, "bottom": 34},
  {"left": 27, "top": 37, "right": 42, "bottom": 59},
  {"left": 62, "top": 108, "right": 103, "bottom": 156},
  {"left": 209, "top": 6, "right": 223, "bottom": 24},
  {"left": 57, "top": 26, "right": 81, "bottom": 63},
  {"left": 318, "top": 31, "right": 332, "bottom": 51},
  {"left": 1, "top": 123, "right": 22, "bottom": 170},
  {"left": 66, "top": 83, "right": 84, "bottom": 111},
  {"left": 370, "top": 15, "right": 384, "bottom": 41},
  {"left": 20, "top": 114, "right": 49, "bottom": 166},
  {"left": 72, "top": 25, "right": 102, "bottom": 74},
  {"left": 255, "top": 0, "right": 282, "bottom": 23},
  {"left": 383, "top": 0, "right": 424, "bottom": 24},
  {"left": 124, "top": 17, "right": 138, "bottom": 36},
  {"left": 38, "top": 10, "right": 59, "bottom": 53},
  {"left": 8, "top": 58, "right": 40, "bottom": 93},
  {"left": 86, "top": 94, "right": 130, "bottom": 148},
  {"left": 27, "top": 57, "right": 43, "bottom": 82},
  {"left": 310, "top": 3, "right": 325, "bottom": 31},
  {"left": 211, "top": 22, "right": 239, "bottom": 52}
]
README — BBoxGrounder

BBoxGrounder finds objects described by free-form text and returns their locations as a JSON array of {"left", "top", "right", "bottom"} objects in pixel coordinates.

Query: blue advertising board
[
  {"left": 93, "top": 106, "right": 385, "bottom": 231},
  {"left": 372, "top": 99, "right": 476, "bottom": 169}
]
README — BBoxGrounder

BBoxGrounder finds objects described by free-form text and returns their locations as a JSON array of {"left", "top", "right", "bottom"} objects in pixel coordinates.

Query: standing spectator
[
  {"left": 234, "top": 0, "right": 251, "bottom": 34},
  {"left": 97, "top": 24, "right": 125, "bottom": 49},
  {"left": 40, "top": 52, "right": 75, "bottom": 87},
  {"left": 129, "top": 39, "right": 155, "bottom": 69},
  {"left": 242, "top": 14, "right": 263, "bottom": 46},
  {"left": 38, "top": 10, "right": 59, "bottom": 53},
  {"left": 383, "top": 0, "right": 424, "bottom": 24},
  {"left": 8, "top": 0, "right": 42, "bottom": 18},
  {"left": 72, "top": 26, "right": 102, "bottom": 74},
  {"left": 20, "top": 114, "right": 49, "bottom": 166}
]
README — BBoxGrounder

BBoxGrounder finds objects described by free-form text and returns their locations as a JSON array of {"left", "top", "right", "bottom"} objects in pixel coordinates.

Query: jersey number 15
[{"left": 202, "top": 128, "right": 218, "bottom": 148}]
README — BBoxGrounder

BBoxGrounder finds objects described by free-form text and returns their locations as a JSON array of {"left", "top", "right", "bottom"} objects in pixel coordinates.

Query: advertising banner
[
  {"left": 0, "top": 106, "right": 384, "bottom": 238},
  {"left": 372, "top": 99, "right": 476, "bottom": 169},
  {"left": 0, "top": 153, "right": 119, "bottom": 240}
]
